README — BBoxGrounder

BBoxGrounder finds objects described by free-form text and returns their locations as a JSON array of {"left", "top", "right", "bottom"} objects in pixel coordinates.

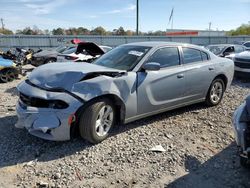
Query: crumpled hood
[{"left": 28, "top": 62, "right": 121, "bottom": 91}]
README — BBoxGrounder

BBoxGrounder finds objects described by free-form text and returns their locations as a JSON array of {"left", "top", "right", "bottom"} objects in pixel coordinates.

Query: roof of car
[
  {"left": 207, "top": 44, "right": 244, "bottom": 47},
  {"left": 123, "top": 41, "right": 200, "bottom": 48}
]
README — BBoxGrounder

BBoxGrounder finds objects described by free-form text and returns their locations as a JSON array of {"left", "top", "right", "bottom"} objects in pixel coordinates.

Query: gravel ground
[{"left": 1, "top": 68, "right": 250, "bottom": 188}]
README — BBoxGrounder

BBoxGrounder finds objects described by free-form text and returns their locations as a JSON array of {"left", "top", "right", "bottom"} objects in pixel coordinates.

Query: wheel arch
[
  {"left": 214, "top": 74, "right": 228, "bottom": 88},
  {"left": 70, "top": 94, "right": 126, "bottom": 138}
]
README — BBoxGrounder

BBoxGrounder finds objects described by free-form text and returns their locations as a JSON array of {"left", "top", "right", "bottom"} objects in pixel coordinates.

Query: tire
[
  {"left": 240, "top": 156, "right": 250, "bottom": 168},
  {"left": 0, "top": 68, "right": 18, "bottom": 83},
  {"left": 45, "top": 58, "right": 56, "bottom": 64},
  {"left": 79, "top": 99, "right": 116, "bottom": 144},
  {"left": 205, "top": 78, "right": 225, "bottom": 106}
]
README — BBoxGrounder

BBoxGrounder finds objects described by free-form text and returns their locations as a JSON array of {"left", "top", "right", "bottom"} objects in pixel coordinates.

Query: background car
[
  {"left": 243, "top": 41, "right": 250, "bottom": 50},
  {"left": 0, "top": 57, "right": 19, "bottom": 83},
  {"left": 233, "top": 95, "right": 250, "bottom": 167},
  {"left": 233, "top": 51, "right": 250, "bottom": 78},
  {"left": 31, "top": 45, "right": 75, "bottom": 67},
  {"left": 206, "top": 44, "right": 246, "bottom": 59},
  {"left": 16, "top": 42, "right": 234, "bottom": 143},
  {"left": 57, "top": 42, "right": 106, "bottom": 62}
]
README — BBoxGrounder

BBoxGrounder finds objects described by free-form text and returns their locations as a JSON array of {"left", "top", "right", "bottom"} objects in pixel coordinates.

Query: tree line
[
  {"left": 0, "top": 23, "right": 249, "bottom": 36},
  {"left": 0, "top": 26, "right": 167, "bottom": 36},
  {"left": 227, "top": 23, "right": 250, "bottom": 36}
]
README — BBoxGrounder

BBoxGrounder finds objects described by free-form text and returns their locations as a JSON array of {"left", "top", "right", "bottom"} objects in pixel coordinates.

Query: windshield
[
  {"left": 55, "top": 46, "right": 67, "bottom": 53},
  {"left": 61, "top": 47, "right": 76, "bottom": 54},
  {"left": 93, "top": 45, "right": 151, "bottom": 70},
  {"left": 206, "top": 45, "right": 226, "bottom": 55}
]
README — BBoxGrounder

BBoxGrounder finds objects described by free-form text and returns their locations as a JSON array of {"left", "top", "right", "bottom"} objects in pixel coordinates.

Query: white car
[
  {"left": 57, "top": 42, "right": 110, "bottom": 62},
  {"left": 234, "top": 51, "right": 250, "bottom": 78}
]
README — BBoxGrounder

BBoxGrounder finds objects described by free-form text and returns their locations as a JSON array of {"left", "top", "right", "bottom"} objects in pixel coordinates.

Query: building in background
[{"left": 166, "top": 29, "right": 226, "bottom": 36}]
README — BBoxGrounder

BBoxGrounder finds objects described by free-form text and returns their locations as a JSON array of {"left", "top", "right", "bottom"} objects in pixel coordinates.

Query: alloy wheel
[{"left": 95, "top": 105, "right": 114, "bottom": 137}]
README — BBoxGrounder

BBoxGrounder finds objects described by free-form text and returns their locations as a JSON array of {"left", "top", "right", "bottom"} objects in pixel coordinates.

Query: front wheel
[
  {"left": 205, "top": 78, "right": 225, "bottom": 106},
  {"left": 79, "top": 99, "right": 116, "bottom": 144},
  {"left": 0, "top": 69, "right": 18, "bottom": 83}
]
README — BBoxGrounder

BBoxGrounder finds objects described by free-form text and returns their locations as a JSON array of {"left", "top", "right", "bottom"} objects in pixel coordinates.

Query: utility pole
[
  {"left": 0, "top": 18, "right": 4, "bottom": 30},
  {"left": 136, "top": 0, "right": 139, "bottom": 35},
  {"left": 208, "top": 22, "right": 212, "bottom": 36}
]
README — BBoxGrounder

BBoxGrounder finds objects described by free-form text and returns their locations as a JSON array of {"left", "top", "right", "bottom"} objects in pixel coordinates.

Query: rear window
[
  {"left": 61, "top": 47, "right": 76, "bottom": 54},
  {"left": 182, "top": 48, "right": 203, "bottom": 64}
]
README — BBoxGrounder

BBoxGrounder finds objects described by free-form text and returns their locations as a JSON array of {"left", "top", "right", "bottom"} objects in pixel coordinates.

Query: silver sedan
[{"left": 15, "top": 42, "right": 234, "bottom": 143}]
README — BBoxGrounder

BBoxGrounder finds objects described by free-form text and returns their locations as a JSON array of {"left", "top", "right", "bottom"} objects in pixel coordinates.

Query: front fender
[{"left": 71, "top": 73, "right": 138, "bottom": 119}]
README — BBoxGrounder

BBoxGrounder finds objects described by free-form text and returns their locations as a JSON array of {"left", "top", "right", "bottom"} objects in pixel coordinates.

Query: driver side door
[{"left": 136, "top": 46, "right": 186, "bottom": 115}]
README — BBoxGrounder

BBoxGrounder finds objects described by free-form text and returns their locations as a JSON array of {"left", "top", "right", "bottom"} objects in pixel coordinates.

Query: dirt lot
[{"left": 0, "top": 69, "right": 250, "bottom": 188}]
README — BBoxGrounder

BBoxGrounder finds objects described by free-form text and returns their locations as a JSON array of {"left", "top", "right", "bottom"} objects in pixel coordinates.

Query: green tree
[
  {"left": 52, "top": 27, "right": 65, "bottom": 35},
  {"left": 77, "top": 27, "right": 89, "bottom": 35},
  {"left": 0, "top": 28, "right": 13, "bottom": 35},
  {"left": 227, "top": 23, "right": 250, "bottom": 36},
  {"left": 91, "top": 26, "right": 106, "bottom": 35}
]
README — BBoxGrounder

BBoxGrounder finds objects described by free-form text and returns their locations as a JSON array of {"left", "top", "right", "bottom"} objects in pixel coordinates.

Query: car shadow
[
  {"left": 166, "top": 143, "right": 250, "bottom": 188},
  {"left": 0, "top": 102, "right": 208, "bottom": 169},
  {"left": 0, "top": 115, "right": 93, "bottom": 168},
  {"left": 5, "top": 87, "right": 18, "bottom": 96}
]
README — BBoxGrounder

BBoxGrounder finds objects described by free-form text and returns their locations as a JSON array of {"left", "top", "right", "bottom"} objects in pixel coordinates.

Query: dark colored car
[
  {"left": 206, "top": 44, "right": 246, "bottom": 59},
  {"left": 31, "top": 45, "right": 75, "bottom": 67}
]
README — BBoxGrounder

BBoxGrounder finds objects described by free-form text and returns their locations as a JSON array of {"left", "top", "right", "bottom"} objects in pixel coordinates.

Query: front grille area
[
  {"left": 235, "top": 58, "right": 250, "bottom": 63},
  {"left": 235, "top": 61, "right": 250, "bottom": 69},
  {"left": 19, "top": 92, "right": 69, "bottom": 109}
]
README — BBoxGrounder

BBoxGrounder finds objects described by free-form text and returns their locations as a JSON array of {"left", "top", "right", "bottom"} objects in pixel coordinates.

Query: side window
[
  {"left": 224, "top": 46, "right": 235, "bottom": 54},
  {"left": 147, "top": 47, "right": 180, "bottom": 68},
  {"left": 235, "top": 46, "right": 245, "bottom": 53},
  {"left": 182, "top": 48, "right": 202, "bottom": 64},
  {"left": 201, "top": 51, "right": 209, "bottom": 61},
  {"left": 244, "top": 42, "right": 250, "bottom": 48}
]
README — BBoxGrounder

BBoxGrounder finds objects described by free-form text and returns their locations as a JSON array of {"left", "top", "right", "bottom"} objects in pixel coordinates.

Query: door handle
[
  {"left": 177, "top": 74, "right": 184, "bottom": 79},
  {"left": 208, "top": 67, "right": 214, "bottom": 71}
]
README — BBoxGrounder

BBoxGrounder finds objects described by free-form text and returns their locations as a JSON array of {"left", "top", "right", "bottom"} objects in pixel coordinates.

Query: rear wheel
[
  {"left": 79, "top": 99, "right": 116, "bottom": 144},
  {"left": 0, "top": 69, "right": 18, "bottom": 83},
  {"left": 205, "top": 78, "right": 225, "bottom": 106}
]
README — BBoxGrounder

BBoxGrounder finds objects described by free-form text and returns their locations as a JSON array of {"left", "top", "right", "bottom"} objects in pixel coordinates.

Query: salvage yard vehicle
[
  {"left": 15, "top": 42, "right": 234, "bottom": 143},
  {"left": 57, "top": 42, "right": 107, "bottom": 63},
  {"left": 0, "top": 57, "right": 19, "bottom": 83},
  {"left": 233, "top": 96, "right": 250, "bottom": 167},
  {"left": 243, "top": 41, "right": 250, "bottom": 51},
  {"left": 31, "top": 45, "right": 75, "bottom": 67},
  {"left": 206, "top": 44, "right": 246, "bottom": 59},
  {"left": 233, "top": 51, "right": 250, "bottom": 78}
]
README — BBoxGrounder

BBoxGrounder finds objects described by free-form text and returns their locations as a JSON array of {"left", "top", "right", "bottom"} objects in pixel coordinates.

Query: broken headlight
[{"left": 20, "top": 92, "right": 69, "bottom": 109}]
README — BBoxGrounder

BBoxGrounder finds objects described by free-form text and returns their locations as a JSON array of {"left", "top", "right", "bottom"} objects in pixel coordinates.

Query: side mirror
[{"left": 142, "top": 62, "right": 161, "bottom": 71}]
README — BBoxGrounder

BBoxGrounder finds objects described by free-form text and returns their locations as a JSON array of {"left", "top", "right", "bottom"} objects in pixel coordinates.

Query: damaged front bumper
[
  {"left": 15, "top": 81, "right": 83, "bottom": 141},
  {"left": 233, "top": 103, "right": 250, "bottom": 159}
]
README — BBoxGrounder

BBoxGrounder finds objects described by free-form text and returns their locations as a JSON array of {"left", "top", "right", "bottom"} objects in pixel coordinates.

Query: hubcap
[
  {"left": 95, "top": 105, "right": 114, "bottom": 137},
  {"left": 0, "top": 70, "right": 15, "bottom": 82},
  {"left": 210, "top": 82, "right": 223, "bottom": 104}
]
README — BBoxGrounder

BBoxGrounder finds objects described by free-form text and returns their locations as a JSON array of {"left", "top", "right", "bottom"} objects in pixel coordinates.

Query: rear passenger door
[{"left": 181, "top": 47, "right": 216, "bottom": 101}]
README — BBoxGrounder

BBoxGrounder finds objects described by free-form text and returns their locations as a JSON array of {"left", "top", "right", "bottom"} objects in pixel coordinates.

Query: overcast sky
[{"left": 0, "top": 0, "right": 249, "bottom": 32}]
